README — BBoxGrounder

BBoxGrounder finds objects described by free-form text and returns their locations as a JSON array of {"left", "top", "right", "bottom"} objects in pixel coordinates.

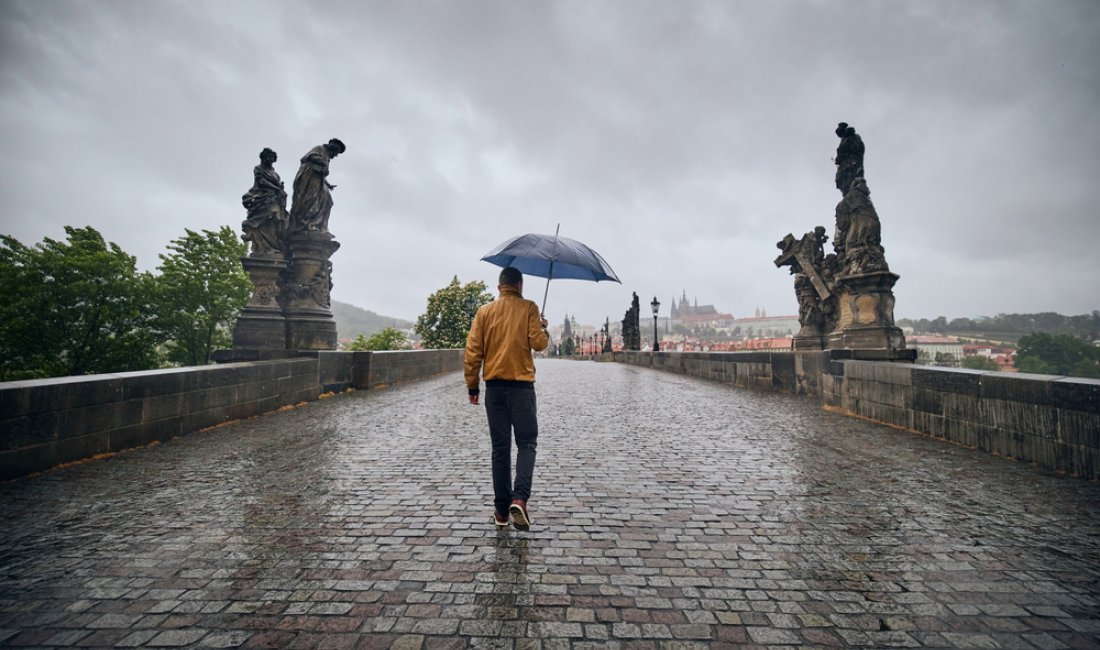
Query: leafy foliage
[
  {"left": 933, "top": 351, "right": 959, "bottom": 367},
  {"left": 961, "top": 356, "right": 1001, "bottom": 371},
  {"left": 153, "top": 227, "right": 251, "bottom": 366},
  {"left": 899, "top": 312, "right": 1100, "bottom": 341},
  {"left": 1015, "top": 332, "right": 1100, "bottom": 378},
  {"left": 414, "top": 276, "right": 493, "bottom": 349},
  {"left": 346, "top": 327, "right": 407, "bottom": 351},
  {"left": 0, "top": 225, "right": 259, "bottom": 379},
  {"left": 0, "top": 226, "right": 159, "bottom": 380}
]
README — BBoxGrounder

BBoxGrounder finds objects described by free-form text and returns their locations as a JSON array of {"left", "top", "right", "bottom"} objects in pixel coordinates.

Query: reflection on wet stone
[
  {"left": 0, "top": 360, "right": 1097, "bottom": 647},
  {"left": 479, "top": 533, "right": 530, "bottom": 625}
]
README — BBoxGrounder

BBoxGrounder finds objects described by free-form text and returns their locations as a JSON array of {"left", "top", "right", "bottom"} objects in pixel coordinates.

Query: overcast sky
[{"left": 2, "top": 0, "right": 1097, "bottom": 328}]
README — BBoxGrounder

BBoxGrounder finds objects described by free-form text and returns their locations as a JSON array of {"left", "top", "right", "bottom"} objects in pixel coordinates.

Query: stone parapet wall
[
  {"left": 0, "top": 359, "right": 318, "bottom": 481},
  {"left": 0, "top": 349, "right": 464, "bottom": 481},
  {"left": 361, "top": 349, "right": 464, "bottom": 389},
  {"left": 828, "top": 361, "right": 1100, "bottom": 480},
  {"left": 609, "top": 350, "right": 1100, "bottom": 480},
  {"left": 612, "top": 351, "right": 796, "bottom": 393}
]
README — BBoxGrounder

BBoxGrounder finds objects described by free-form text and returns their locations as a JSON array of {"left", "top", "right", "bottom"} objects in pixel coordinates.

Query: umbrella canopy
[{"left": 481, "top": 232, "right": 621, "bottom": 283}]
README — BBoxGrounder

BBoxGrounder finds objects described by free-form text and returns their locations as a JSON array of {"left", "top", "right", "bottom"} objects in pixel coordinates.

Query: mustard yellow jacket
[{"left": 465, "top": 286, "right": 549, "bottom": 391}]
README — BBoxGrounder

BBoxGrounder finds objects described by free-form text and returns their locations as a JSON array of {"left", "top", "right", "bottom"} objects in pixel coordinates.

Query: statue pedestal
[
  {"left": 284, "top": 231, "right": 340, "bottom": 351},
  {"left": 825, "top": 271, "right": 906, "bottom": 351},
  {"left": 793, "top": 335, "right": 824, "bottom": 351},
  {"left": 231, "top": 254, "right": 288, "bottom": 350}
]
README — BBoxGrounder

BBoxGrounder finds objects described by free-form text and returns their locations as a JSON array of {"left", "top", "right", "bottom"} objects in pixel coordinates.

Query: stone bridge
[{"left": 1, "top": 360, "right": 1098, "bottom": 648}]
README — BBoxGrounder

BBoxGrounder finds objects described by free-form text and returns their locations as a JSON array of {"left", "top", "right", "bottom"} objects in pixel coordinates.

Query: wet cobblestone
[{"left": 1, "top": 359, "right": 1098, "bottom": 648}]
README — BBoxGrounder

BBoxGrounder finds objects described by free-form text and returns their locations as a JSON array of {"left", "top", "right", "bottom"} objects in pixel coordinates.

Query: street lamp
[
  {"left": 465, "top": 295, "right": 478, "bottom": 325},
  {"left": 650, "top": 296, "right": 661, "bottom": 352}
]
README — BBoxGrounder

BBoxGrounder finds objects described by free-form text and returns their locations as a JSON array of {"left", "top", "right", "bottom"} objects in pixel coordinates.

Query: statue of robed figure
[
  {"left": 289, "top": 138, "right": 346, "bottom": 234},
  {"left": 241, "top": 148, "right": 288, "bottom": 255}
]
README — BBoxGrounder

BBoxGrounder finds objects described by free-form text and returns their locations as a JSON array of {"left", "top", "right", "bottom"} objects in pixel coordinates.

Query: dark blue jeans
[{"left": 485, "top": 382, "right": 538, "bottom": 517}]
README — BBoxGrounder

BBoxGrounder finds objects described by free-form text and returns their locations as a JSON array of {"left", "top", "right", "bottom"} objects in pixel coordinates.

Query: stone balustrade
[
  {"left": 0, "top": 349, "right": 463, "bottom": 481},
  {"left": 612, "top": 350, "right": 1099, "bottom": 480}
]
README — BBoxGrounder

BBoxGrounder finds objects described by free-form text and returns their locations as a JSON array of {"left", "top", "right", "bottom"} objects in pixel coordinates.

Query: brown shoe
[
  {"left": 493, "top": 512, "right": 509, "bottom": 528},
  {"left": 509, "top": 499, "right": 531, "bottom": 530}
]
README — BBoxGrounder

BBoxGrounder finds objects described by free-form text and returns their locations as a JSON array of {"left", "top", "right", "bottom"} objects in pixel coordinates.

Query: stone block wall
[
  {"left": 0, "top": 359, "right": 318, "bottom": 481},
  {"left": 0, "top": 349, "right": 464, "bottom": 481},
  {"left": 829, "top": 361, "right": 1100, "bottom": 480},
  {"left": 361, "top": 349, "right": 464, "bottom": 389},
  {"left": 612, "top": 351, "right": 797, "bottom": 393},
  {"left": 609, "top": 350, "right": 1099, "bottom": 480}
]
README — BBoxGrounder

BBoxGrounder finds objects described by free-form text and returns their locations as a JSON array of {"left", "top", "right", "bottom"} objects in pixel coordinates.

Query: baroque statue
[
  {"left": 241, "top": 148, "right": 288, "bottom": 255},
  {"left": 227, "top": 137, "right": 347, "bottom": 354},
  {"left": 830, "top": 123, "right": 887, "bottom": 275},
  {"left": 289, "top": 138, "right": 346, "bottom": 234},
  {"left": 775, "top": 226, "right": 833, "bottom": 338},
  {"left": 833, "top": 121, "right": 864, "bottom": 194},
  {"left": 835, "top": 177, "right": 888, "bottom": 275},
  {"left": 774, "top": 122, "right": 905, "bottom": 351},
  {"left": 621, "top": 292, "right": 641, "bottom": 351}
]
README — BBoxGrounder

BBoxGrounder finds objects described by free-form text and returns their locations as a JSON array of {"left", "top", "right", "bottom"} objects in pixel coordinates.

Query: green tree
[
  {"left": 933, "top": 351, "right": 958, "bottom": 367},
  {"left": 153, "top": 227, "right": 251, "bottom": 366},
  {"left": 961, "top": 356, "right": 1001, "bottom": 371},
  {"left": 1015, "top": 332, "right": 1100, "bottom": 378},
  {"left": 414, "top": 276, "right": 492, "bottom": 349},
  {"left": 347, "top": 327, "right": 407, "bottom": 351},
  {"left": 0, "top": 226, "right": 159, "bottom": 380},
  {"left": 1071, "top": 358, "right": 1100, "bottom": 379}
]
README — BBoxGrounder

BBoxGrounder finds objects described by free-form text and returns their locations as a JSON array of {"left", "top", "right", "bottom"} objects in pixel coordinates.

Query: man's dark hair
[{"left": 499, "top": 267, "right": 523, "bottom": 287}]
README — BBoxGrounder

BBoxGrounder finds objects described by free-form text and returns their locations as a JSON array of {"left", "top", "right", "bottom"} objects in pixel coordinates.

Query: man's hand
[
  {"left": 468, "top": 394, "right": 480, "bottom": 405},
  {"left": 540, "top": 317, "right": 548, "bottom": 329}
]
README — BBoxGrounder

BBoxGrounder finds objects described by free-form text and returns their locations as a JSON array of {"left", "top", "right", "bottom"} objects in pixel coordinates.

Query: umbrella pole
[
  {"left": 541, "top": 262, "right": 553, "bottom": 315},
  {"left": 540, "top": 224, "right": 560, "bottom": 316}
]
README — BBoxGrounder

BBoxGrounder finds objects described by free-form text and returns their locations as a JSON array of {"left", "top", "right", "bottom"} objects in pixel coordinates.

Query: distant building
[
  {"left": 963, "top": 344, "right": 1017, "bottom": 372},
  {"left": 731, "top": 314, "right": 800, "bottom": 338},
  {"left": 669, "top": 291, "right": 733, "bottom": 329},
  {"left": 909, "top": 335, "right": 965, "bottom": 367}
]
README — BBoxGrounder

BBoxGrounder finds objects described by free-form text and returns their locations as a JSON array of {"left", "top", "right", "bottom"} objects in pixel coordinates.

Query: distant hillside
[
  {"left": 898, "top": 311, "right": 1099, "bottom": 341},
  {"left": 331, "top": 300, "right": 414, "bottom": 339}
]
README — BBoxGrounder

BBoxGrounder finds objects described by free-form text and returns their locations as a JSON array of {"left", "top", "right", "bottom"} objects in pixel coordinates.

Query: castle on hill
[
  {"left": 669, "top": 291, "right": 734, "bottom": 328},
  {"left": 667, "top": 291, "right": 799, "bottom": 337}
]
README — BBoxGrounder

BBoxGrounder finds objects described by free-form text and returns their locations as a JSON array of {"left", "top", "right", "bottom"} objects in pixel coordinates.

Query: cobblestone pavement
[{"left": 2, "top": 359, "right": 1099, "bottom": 649}]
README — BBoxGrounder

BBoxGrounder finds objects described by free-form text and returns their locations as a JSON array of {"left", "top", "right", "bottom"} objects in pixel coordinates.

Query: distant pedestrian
[{"left": 464, "top": 266, "right": 549, "bottom": 530}]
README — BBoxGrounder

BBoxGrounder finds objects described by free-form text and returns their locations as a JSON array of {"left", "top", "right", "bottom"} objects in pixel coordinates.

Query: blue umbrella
[{"left": 481, "top": 225, "right": 621, "bottom": 314}]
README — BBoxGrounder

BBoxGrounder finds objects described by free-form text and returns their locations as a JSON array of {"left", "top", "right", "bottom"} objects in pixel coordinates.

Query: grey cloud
[{"left": 1, "top": 0, "right": 1097, "bottom": 325}]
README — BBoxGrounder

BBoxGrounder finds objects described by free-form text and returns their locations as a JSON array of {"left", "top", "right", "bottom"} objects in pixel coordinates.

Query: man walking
[{"left": 465, "top": 267, "right": 549, "bottom": 530}]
